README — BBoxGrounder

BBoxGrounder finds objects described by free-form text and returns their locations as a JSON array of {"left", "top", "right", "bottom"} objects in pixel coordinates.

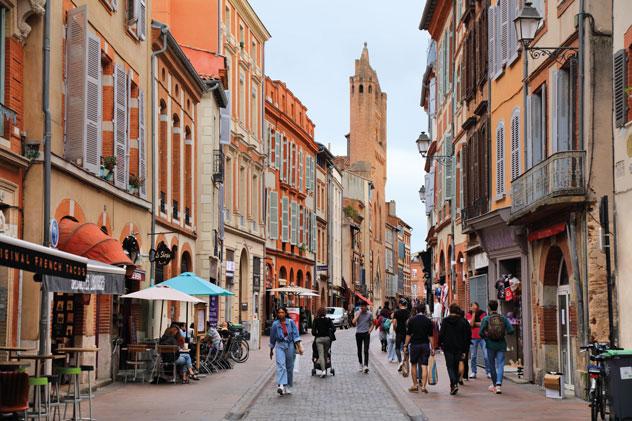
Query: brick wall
[
  {"left": 97, "top": 294, "right": 112, "bottom": 335},
  {"left": 5, "top": 37, "right": 23, "bottom": 152}
]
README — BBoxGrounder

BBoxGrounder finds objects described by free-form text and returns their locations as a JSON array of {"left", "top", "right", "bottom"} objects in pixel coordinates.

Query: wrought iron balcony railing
[{"left": 511, "top": 151, "right": 586, "bottom": 215}]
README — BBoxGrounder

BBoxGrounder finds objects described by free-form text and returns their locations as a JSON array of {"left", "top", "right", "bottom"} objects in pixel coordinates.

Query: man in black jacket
[{"left": 439, "top": 304, "right": 471, "bottom": 395}]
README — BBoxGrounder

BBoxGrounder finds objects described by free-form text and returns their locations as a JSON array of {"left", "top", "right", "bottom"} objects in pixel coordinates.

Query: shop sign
[
  {"left": 150, "top": 242, "right": 173, "bottom": 266},
  {"left": 225, "top": 260, "right": 235, "bottom": 275},
  {"left": 49, "top": 219, "right": 59, "bottom": 248},
  {"left": 317, "top": 265, "right": 328, "bottom": 273},
  {"left": 209, "top": 296, "right": 219, "bottom": 327},
  {"left": 129, "top": 269, "right": 145, "bottom": 282},
  {"left": 0, "top": 238, "right": 86, "bottom": 280},
  {"left": 473, "top": 253, "right": 489, "bottom": 270}
]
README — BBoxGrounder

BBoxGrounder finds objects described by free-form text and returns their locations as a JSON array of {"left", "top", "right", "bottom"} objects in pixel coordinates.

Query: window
[
  {"left": 251, "top": 174, "right": 257, "bottom": 219},
  {"left": 290, "top": 201, "right": 298, "bottom": 245},
  {"left": 359, "top": 84, "right": 364, "bottom": 94},
  {"left": 614, "top": 49, "right": 628, "bottom": 127},
  {"left": 281, "top": 196, "right": 289, "bottom": 242},
  {"left": 239, "top": 25, "right": 244, "bottom": 44},
  {"left": 224, "top": 6, "right": 230, "bottom": 34},
  {"left": 239, "top": 165, "right": 246, "bottom": 215},
  {"left": 495, "top": 121, "right": 505, "bottom": 199},
  {"left": 511, "top": 108, "right": 521, "bottom": 180},
  {"left": 552, "top": 64, "right": 577, "bottom": 152},
  {"left": 298, "top": 150, "right": 303, "bottom": 191},
  {"left": 527, "top": 85, "right": 546, "bottom": 168},
  {"left": 251, "top": 85, "right": 258, "bottom": 134},
  {"left": 239, "top": 73, "right": 245, "bottom": 123}
]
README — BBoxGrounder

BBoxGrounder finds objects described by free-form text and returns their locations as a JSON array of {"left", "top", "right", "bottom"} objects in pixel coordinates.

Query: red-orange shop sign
[{"left": 0, "top": 239, "right": 87, "bottom": 280}]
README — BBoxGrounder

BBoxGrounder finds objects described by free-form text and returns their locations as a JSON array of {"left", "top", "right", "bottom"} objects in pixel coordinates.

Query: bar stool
[
  {"left": 27, "top": 376, "right": 50, "bottom": 421},
  {"left": 79, "top": 365, "right": 94, "bottom": 421},
  {"left": 57, "top": 366, "right": 82, "bottom": 421},
  {"left": 46, "top": 374, "right": 62, "bottom": 421}
]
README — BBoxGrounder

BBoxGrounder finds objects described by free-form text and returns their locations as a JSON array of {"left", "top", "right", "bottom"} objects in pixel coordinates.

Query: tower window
[
  {"left": 359, "top": 84, "right": 364, "bottom": 94},
  {"left": 368, "top": 85, "right": 372, "bottom": 94}
]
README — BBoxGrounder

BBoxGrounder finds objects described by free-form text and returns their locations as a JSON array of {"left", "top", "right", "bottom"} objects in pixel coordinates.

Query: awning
[
  {"left": 0, "top": 233, "right": 87, "bottom": 280},
  {"left": 354, "top": 291, "right": 373, "bottom": 306},
  {"left": 44, "top": 259, "right": 126, "bottom": 294},
  {"left": 58, "top": 218, "right": 133, "bottom": 266}
]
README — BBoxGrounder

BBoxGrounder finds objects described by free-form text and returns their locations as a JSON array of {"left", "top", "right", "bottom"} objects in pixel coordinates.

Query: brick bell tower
[{"left": 348, "top": 42, "right": 388, "bottom": 304}]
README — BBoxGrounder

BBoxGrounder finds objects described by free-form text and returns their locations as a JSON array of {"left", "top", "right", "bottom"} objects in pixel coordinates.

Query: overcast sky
[{"left": 250, "top": 0, "right": 430, "bottom": 252}]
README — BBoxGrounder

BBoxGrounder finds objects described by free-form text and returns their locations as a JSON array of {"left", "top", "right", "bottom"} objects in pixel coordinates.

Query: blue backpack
[{"left": 382, "top": 317, "right": 392, "bottom": 332}]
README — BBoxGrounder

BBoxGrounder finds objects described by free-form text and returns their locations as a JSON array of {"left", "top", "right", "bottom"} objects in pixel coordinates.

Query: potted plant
[
  {"left": 128, "top": 175, "right": 144, "bottom": 194},
  {"left": 100, "top": 156, "right": 117, "bottom": 181},
  {"left": 299, "top": 244, "right": 308, "bottom": 256}
]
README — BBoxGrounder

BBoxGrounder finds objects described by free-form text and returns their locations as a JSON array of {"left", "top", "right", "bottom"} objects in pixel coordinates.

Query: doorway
[
  {"left": 239, "top": 249, "right": 248, "bottom": 323},
  {"left": 557, "top": 260, "right": 574, "bottom": 389}
]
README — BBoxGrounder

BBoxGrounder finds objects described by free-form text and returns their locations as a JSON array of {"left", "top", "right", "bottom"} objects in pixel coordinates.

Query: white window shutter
[
  {"left": 138, "top": 90, "right": 147, "bottom": 198},
  {"left": 550, "top": 68, "right": 558, "bottom": 153},
  {"left": 496, "top": 123, "right": 505, "bottom": 198},
  {"left": 298, "top": 150, "right": 303, "bottom": 191},
  {"left": 511, "top": 110, "right": 520, "bottom": 180},
  {"left": 311, "top": 212, "right": 317, "bottom": 252},
  {"left": 269, "top": 191, "right": 278, "bottom": 240},
  {"left": 85, "top": 31, "right": 102, "bottom": 175},
  {"left": 500, "top": 0, "right": 509, "bottom": 66},
  {"left": 281, "top": 196, "right": 289, "bottom": 242},
  {"left": 509, "top": 0, "right": 519, "bottom": 61},
  {"left": 136, "top": 0, "right": 146, "bottom": 40},
  {"left": 275, "top": 132, "right": 281, "bottom": 169},
  {"left": 65, "top": 6, "right": 88, "bottom": 168},
  {"left": 113, "top": 63, "right": 128, "bottom": 189},
  {"left": 557, "top": 70, "right": 570, "bottom": 151},
  {"left": 495, "top": 3, "right": 502, "bottom": 76},
  {"left": 488, "top": 6, "right": 496, "bottom": 79},
  {"left": 290, "top": 201, "right": 297, "bottom": 245},
  {"left": 526, "top": 94, "right": 532, "bottom": 168}
]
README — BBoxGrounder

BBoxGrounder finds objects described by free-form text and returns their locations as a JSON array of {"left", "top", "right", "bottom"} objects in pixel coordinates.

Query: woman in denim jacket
[{"left": 269, "top": 307, "right": 304, "bottom": 395}]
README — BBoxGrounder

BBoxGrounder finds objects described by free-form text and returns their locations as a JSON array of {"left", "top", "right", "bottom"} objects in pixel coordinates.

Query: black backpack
[{"left": 487, "top": 313, "right": 506, "bottom": 341}]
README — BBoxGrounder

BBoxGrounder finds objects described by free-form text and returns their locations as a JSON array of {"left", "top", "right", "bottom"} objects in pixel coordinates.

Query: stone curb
[
  {"left": 370, "top": 347, "right": 429, "bottom": 421},
  {"left": 223, "top": 336, "right": 314, "bottom": 420}
]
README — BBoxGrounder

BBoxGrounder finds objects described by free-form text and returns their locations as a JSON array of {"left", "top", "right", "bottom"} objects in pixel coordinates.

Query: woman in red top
[{"left": 466, "top": 302, "right": 490, "bottom": 379}]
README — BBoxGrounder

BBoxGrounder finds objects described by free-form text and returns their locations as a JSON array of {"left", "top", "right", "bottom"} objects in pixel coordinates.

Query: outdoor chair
[
  {"left": 0, "top": 371, "right": 30, "bottom": 419},
  {"left": 155, "top": 345, "right": 178, "bottom": 384},
  {"left": 123, "top": 344, "right": 150, "bottom": 383}
]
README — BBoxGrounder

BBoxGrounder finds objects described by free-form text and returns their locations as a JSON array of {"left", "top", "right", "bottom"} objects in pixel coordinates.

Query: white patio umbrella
[
  {"left": 122, "top": 285, "right": 203, "bottom": 336},
  {"left": 267, "top": 286, "right": 317, "bottom": 295}
]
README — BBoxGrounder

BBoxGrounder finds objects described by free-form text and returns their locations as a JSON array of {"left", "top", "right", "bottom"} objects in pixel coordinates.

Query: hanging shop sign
[
  {"left": 49, "top": 219, "right": 59, "bottom": 248},
  {"left": 150, "top": 242, "right": 173, "bottom": 266},
  {"left": 0, "top": 234, "right": 86, "bottom": 280}
]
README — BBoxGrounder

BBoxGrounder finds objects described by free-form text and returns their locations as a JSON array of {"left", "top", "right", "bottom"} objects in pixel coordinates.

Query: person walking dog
[{"left": 270, "top": 307, "right": 304, "bottom": 396}]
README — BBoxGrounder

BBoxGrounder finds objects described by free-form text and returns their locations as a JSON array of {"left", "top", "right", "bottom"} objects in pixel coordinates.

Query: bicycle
[
  {"left": 581, "top": 342, "right": 611, "bottom": 421},
  {"left": 226, "top": 324, "right": 250, "bottom": 363}
]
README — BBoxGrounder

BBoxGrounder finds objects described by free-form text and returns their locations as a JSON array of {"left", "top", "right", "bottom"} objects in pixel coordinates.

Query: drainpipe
[
  {"left": 38, "top": 0, "right": 52, "bottom": 360},
  {"left": 449, "top": 0, "right": 456, "bottom": 308}
]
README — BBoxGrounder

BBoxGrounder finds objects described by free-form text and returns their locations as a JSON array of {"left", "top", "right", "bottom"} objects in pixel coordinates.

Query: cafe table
[
  {"left": 56, "top": 348, "right": 99, "bottom": 421},
  {"left": 17, "top": 353, "right": 66, "bottom": 376},
  {"left": 0, "top": 345, "right": 36, "bottom": 360},
  {"left": 0, "top": 359, "right": 31, "bottom": 371}
]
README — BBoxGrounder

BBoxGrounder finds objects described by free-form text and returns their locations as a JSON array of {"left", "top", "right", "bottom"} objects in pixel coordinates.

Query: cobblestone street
[{"left": 243, "top": 329, "right": 408, "bottom": 421}]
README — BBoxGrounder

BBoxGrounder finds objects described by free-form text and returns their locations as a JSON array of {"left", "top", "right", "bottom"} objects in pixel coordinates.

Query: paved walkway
[
  {"left": 244, "top": 329, "right": 408, "bottom": 421},
  {"left": 92, "top": 341, "right": 274, "bottom": 421},
  {"left": 369, "top": 331, "right": 588, "bottom": 421}
]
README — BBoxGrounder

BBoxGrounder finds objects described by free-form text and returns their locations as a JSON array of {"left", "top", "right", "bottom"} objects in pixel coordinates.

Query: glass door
[{"left": 557, "top": 285, "right": 573, "bottom": 389}]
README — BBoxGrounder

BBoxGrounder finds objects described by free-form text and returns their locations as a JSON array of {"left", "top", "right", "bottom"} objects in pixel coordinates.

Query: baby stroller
[{"left": 311, "top": 340, "right": 335, "bottom": 376}]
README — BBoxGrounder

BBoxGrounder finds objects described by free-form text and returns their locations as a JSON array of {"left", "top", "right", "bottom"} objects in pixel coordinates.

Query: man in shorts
[{"left": 403, "top": 302, "right": 434, "bottom": 393}]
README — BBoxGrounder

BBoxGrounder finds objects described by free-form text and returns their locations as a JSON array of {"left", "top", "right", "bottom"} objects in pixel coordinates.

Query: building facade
[{"left": 263, "top": 78, "right": 318, "bottom": 324}]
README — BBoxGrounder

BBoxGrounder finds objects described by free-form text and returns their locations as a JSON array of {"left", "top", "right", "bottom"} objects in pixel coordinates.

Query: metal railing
[
  {"left": 511, "top": 151, "right": 586, "bottom": 214},
  {"left": 213, "top": 149, "right": 224, "bottom": 184}
]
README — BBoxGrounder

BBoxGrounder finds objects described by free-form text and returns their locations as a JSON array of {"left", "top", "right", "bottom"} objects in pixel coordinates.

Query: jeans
[
  {"left": 274, "top": 343, "right": 296, "bottom": 386},
  {"left": 470, "top": 338, "right": 489, "bottom": 375},
  {"left": 395, "top": 333, "right": 405, "bottom": 363},
  {"left": 444, "top": 351, "right": 461, "bottom": 388},
  {"left": 175, "top": 353, "right": 193, "bottom": 373},
  {"left": 355, "top": 332, "right": 370, "bottom": 366},
  {"left": 386, "top": 335, "right": 397, "bottom": 362},
  {"left": 315, "top": 337, "right": 331, "bottom": 371},
  {"left": 487, "top": 348, "right": 506, "bottom": 386}
]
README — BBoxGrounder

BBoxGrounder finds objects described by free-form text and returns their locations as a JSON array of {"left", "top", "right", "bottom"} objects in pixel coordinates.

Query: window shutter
[
  {"left": 508, "top": 0, "right": 519, "bottom": 61},
  {"left": 275, "top": 132, "right": 281, "bottom": 169},
  {"left": 500, "top": 0, "right": 509, "bottom": 66},
  {"left": 526, "top": 94, "right": 532, "bottom": 168},
  {"left": 113, "top": 63, "right": 128, "bottom": 189},
  {"left": 220, "top": 91, "right": 231, "bottom": 144},
  {"left": 127, "top": 0, "right": 137, "bottom": 24},
  {"left": 444, "top": 139, "right": 454, "bottom": 199},
  {"left": 550, "top": 68, "right": 558, "bottom": 153},
  {"left": 614, "top": 49, "right": 628, "bottom": 128},
  {"left": 496, "top": 123, "right": 505, "bottom": 198},
  {"left": 558, "top": 69, "right": 570, "bottom": 151},
  {"left": 495, "top": 3, "right": 502, "bottom": 76},
  {"left": 283, "top": 137, "right": 288, "bottom": 182},
  {"left": 290, "top": 201, "right": 297, "bottom": 245},
  {"left": 138, "top": 90, "right": 147, "bottom": 198},
  {"left": 269, "top": 191, "right": 278, "bottom": 240},
  {"left": 281, "top": 196, "right": 289, "bottom": 242},
  {"left": 298, "top": 150, "right": 303, "bottom": 191},
  {"left": 488, "top": 5, "right": 496, "bottom": 79},
  {"left": 311, "top": 212, "right": 317, "bottom": 252},
  {"left": 85, "top": 32, "right": 102, "bottom": 175},
  {"left": 64, "top": 6, "right": 88, "bottom": 168},
  {"left": 136, "top": 0, "right": 146, "bottom": 40},
  {"left": 511, "top": 110, "right": 520, "bottom": 180}
]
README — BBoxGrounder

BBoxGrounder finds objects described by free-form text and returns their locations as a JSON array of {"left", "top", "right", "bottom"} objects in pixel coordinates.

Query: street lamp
[
  {"left": 416, "top": 131, "right": 431, "bottom": 157},
  {"left": 514, "top": 2, "right": 541, "bottom": 48},
  {"left": 419, "top": 186, "right": 426, "bottom": 203}
]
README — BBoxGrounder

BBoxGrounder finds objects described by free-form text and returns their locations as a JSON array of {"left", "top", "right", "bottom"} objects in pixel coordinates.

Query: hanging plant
[
  {"left": 129, "top": 175, "right": 144, "bottom": 189},
  {"left": 102, "top": 156, "right": 117, "bottom": 171}
]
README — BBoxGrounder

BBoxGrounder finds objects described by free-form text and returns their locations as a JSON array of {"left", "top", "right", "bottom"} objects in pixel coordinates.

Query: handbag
[
  {"left": 401, "top": 354, "right": 410, "bottom": 378},
  {"left": 428, "top": 354, "right": 438, "bottom": 385}
]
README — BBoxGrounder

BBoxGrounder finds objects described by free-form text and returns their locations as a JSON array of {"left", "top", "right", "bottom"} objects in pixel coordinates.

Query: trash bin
[{"left": 604, "top": 349, "right": 632, "bottom": 419}]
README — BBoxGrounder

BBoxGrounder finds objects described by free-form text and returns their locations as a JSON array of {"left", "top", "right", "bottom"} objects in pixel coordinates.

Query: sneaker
[
  {"left": 285, "top": 387, "right": 293, "bottom": 395},
  {"left": 320, "top": 371, "right": 326, "bottom": 378},
  {"left": 488, "top": 384, "right": 496, "bottom": 393},
  {"left": 408, "top": 385, "right": 419, "bottom": 393},
  {"left": 495, "top": 385, "right": 502, "bottom": 394},
  {"left": 397, "top": 362, "right": 403, "bottom": 372},
  {"left": 359, "top": 364, "right": 364, "bottom": 372},
  {"left": 487, "top": 373, "right": 492, "bottom": 379},
  {"left": 469, "top": 373, "right": 477, "bottom": 379},
  {"left": 363, "top": 366, "right": 369, "bottom": 374},
  {"left": 450, "top": 385, "right": 458, "bottom": 395},
  {"left": 277, "top": 385, "right": 285, "bottom": 396}
]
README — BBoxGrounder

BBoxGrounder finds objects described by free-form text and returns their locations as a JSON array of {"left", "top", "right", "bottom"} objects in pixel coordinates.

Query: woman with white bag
[
  {"left": 386, "top": 314, "right": 398, "bottom": 363},
  {"left": 269, "top": 307, "right": 304, "bottom": 396}
]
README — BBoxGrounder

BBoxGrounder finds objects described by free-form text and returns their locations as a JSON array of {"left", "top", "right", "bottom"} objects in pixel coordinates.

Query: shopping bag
[
  {"left": 428, "top": 354, "right": 438, "bottom": 385},
  {"left": 293, "top": 353, "right": 301, "bottom": 373},
  {"left": 401, "top": 355, "right": 410, "bottom": 378}
]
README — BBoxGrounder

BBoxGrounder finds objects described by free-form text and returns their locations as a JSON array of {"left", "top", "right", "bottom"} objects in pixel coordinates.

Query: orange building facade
[{"left": 263, "top": 78, "right": 318, "bottom": 326}]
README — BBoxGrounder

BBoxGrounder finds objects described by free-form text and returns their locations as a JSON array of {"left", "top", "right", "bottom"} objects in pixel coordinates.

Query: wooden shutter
[
  {"left": 614, "top": 49, "right": 628, "bottom": 128},
  {"left": 138, "top": 90, "right": 146, "bottom": 198},
  {"left": 269, "top": 191, "right": 278, "bottom": 240},
  {"left": 508, "top": 0, "right": 519, "bottom": 62},
  {"left": 275, "top": 132, "right": 281, "bottom": 169},
  {"left": 136, "top": 0, "right": 146, "bottom": 40},
  {"left": 281, "top": 196, "right": 289, "bottom": 242},
  {"left": 290, "top": 201, "right": 297, "bottom": 245},
  {"left": 127, "top": 0, "right": 137, "bottom": 23},
  {"left": 85, "top": 32, "right": 102, "bottom": 175},
  {"left": 298, "top": 150, "right": 303, "bottom": 191},
  {"left": 488, "top": 5, "right": 496, "bottom": 79},
  {"left": 282, "top": 137, "right": 288, "bottom": 182},
  {"left": 496, "top": 122, "right": 505, "bottom": 198},
  {"left": 220, "top": 91, "right": 231, "bottom": 144},
  {"left": 558, "top": 69, "right": 570, "bottom": 151},
  {"left": 444, "top": 138, "right": 454, "bottom": 199},
  {"left": 526, "top": 95, "right": 532, "bottom": 168},
  {"left": 495, "top": 3, "right": 502, "bottom": 75},
  {"left": 311, "top": 212, "right": 317, "bottom": 252},
  {"left": 500, "top": 0, "right": 509, "bottom": 66},
  {"left": 511, "top": 110, "right": 520, "bottom": 180},
  {"left": 113, "top": 63, "right": 128, "bottom": 189}
]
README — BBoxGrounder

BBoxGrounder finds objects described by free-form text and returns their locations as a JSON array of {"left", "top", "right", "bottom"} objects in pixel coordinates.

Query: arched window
[
  {"left": 184, "top": 126, "right": 193, "bottom": 224},
  {"left": 359, "top": 84, "right": 364, "bottom": 94},
  {"left": 180, "top": 251, "right": 191, "bottom": 274},
  {"left": 496, "top": 121, "right": 505, "bottom": 198},
  {"left": 172, "top": 115, "right": 181, "bottom": 219}
]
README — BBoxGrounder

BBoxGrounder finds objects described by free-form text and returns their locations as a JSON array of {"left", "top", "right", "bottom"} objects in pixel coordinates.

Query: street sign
[{"left": 50, "top": 219, "right": 59, "bottom": 248}]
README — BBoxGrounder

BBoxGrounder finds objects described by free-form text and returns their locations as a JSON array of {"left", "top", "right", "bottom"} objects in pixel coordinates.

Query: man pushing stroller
[{"left": 312, "top": 307, "right": 336, "bottom": 377}]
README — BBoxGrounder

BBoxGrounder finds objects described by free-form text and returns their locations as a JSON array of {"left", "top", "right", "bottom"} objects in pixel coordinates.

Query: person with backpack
[
  {"left": 479, "top": 299, "right": 514, "bottom": 394},
  {"left": 439, "top": 304, "right": 471, "bottom": 395},
  {"left": 378, "top": 303, "right": 392, "bottom": 352}
]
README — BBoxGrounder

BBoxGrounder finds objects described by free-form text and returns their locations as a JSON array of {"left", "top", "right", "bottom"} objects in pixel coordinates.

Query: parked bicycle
[
  {"left": 227, "top": 323, "right": 250, "bottom": 363},
  {"left": 581, "top": 342, "right": 613, "bottom": 421}
]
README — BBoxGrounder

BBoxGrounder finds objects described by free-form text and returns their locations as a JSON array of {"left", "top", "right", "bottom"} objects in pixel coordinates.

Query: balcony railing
[
  {"left": 213, "top": 149, "right": 224, "bottom": 184},
  {"left": 511, "top": 151, "right": 586, "bottom": 215}
]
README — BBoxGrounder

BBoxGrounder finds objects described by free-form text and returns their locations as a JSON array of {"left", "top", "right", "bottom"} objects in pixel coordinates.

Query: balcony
[
  {"left": 510, "top": 151, "right": 586, "bottom": 223},
  {"left": 213, "top": 149, "right": 224, "bottom": 184}
]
